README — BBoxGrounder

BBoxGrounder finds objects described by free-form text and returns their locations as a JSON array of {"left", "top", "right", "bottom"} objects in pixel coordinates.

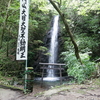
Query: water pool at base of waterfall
[
  {"left": 35, "top": 77, "right": 61, "bottom": 81},
  {"left": 34, "top": 78, "right": 62, "bottom": 88},
  {"left": 34, "top": 76, "right": 75, "bottom": 89}
]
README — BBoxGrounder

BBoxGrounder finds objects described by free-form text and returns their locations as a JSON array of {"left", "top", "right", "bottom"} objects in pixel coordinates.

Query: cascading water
[
  {"left": 35, "top": 15, "right": 68, "bottom": 82},
  {"left": 46, "top": 15, "right": 59, "bottom": 80}
]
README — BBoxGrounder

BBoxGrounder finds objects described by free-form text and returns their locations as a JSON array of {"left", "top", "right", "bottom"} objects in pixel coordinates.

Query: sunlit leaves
[
  {"left": 76, "top": 0, "right": 100, "bottom": 16},
  {"left": 31, "top": 0, "right": 50, "bottom": 13},
  {"left": 9, "top": 0, "right": 19, "bottom": 10}
]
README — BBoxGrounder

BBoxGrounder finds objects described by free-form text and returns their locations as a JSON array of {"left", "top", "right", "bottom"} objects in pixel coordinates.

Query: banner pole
[
  {"left": 24, "top": 0, "right": 30, "bottom": 93},
  {"left": 16, "top": 0, "right": 30, "bottom": 93},
  {"left": 24, "top": 60, "right": 28, "bottom": 92}
]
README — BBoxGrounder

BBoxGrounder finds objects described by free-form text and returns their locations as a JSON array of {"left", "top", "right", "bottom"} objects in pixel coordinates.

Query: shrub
[{"left": 61, "top": 51, "right": 96, "bottom": 83}]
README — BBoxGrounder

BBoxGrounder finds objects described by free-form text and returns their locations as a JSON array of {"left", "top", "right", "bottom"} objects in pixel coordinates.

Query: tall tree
[{"left": 49, "top": 0, "right": 82, "bottom": 64}]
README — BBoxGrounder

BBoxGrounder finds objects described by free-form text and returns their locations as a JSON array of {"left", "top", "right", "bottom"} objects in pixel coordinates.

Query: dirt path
[{"left": 0, "top": 79, "right": 100, "bottom": 100}]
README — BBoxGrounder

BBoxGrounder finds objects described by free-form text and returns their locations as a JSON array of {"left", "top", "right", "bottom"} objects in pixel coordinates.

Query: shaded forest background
[{"left": 0, "top": 0, "right": 100, "bottom": 83}]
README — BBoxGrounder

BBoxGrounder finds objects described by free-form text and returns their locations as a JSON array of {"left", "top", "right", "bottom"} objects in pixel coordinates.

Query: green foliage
[
  {"left": 60, "top": 0, "right": 100, "bottom": 59},
  {"left": 61, "top": 51, "right": 96, "bottom": 83},
  {"left": 75, "top": 33, "right": 100, "bottom": 53},
  {"left": 0, "top": 0, "right": 51, "bottom": 76},
  {"left": 36, "top": 46, "right": 48, "bottom": 52},
  {"left": 60, "top": 0, "right": 100, "bottom": 83}
]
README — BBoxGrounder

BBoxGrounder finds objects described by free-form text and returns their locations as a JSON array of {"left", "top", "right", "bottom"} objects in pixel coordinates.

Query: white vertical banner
[{"left": 16, "top": 0, "right": 29, "bottom": 60}]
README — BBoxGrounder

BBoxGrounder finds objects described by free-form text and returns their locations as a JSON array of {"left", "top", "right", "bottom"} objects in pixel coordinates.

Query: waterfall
[{"left": 47, "top": 15, "right": 59, "bottom": 78}]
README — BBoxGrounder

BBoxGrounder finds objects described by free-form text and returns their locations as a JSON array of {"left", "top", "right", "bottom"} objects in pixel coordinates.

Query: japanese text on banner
[{"left": 16, "top": 0, "right": 29, "bottom": 60}]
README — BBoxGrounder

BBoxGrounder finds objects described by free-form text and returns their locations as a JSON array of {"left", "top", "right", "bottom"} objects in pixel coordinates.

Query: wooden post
[
  {"left": 41, "top": 65, "right": 45, "bottom": 87},
  {"left": 60, "top": 65, "right": 62, "bottom": 84}
]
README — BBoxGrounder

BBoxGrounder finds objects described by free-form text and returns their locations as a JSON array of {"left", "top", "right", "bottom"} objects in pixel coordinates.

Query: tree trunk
[
  {"left": 49, "top": 0, "right": 82, "bottom": 64},
  {"left": 0, "top": 0, "right": 12, "bottom": 48}
]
